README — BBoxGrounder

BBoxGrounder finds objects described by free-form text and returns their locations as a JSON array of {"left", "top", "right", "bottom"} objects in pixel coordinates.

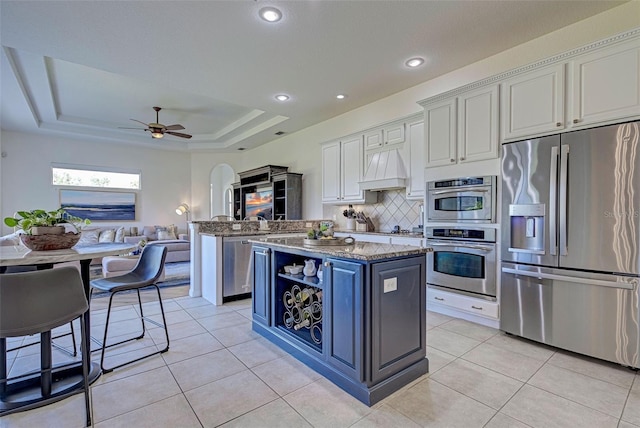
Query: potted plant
[{"left": 4, "top": 208, "right": 91, "bottom": 235}]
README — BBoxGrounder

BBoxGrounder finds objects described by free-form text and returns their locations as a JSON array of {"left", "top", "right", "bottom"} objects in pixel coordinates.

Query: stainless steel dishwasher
[{"left": 222, "top": 236, "right": 254, "bottom": 300}]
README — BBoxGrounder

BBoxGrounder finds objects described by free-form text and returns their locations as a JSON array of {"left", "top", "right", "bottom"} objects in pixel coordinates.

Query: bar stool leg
[
  {"left": 40, "top": 331, "right": 52, "bottom": 397},
  {"left": 0, "top": 338, "right": 6, "bottom": 399}
]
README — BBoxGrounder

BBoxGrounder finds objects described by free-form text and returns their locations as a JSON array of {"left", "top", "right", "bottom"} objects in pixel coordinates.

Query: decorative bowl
[{"left": 20, "top": 232, "right": 81, "bottom": 251}]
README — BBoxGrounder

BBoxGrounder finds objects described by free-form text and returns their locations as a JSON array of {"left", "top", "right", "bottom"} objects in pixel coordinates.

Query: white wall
[
  {"left": 0, "top": 131, "right": 191, "bottom": 235},
  {"left": 188, "top": 2, "right": 640, "bottom": 221}
]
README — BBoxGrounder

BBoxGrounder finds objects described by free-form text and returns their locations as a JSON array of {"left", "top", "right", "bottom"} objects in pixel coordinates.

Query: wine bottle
[
  {"left": 287, "top": 288, "right": 321, "bottom": 305},
  {"left": 293, "top": 306, "right": 322, "bottom": 330}
]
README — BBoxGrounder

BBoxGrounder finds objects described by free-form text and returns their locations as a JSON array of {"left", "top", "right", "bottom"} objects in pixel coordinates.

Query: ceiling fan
[{"left": 120, "top": 106, "right": 192, "bottom": 139}]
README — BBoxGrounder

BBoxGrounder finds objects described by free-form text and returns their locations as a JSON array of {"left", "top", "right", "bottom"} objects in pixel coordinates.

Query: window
[{"left": 52, "top": 164, "right": 140, "bottom": 190}]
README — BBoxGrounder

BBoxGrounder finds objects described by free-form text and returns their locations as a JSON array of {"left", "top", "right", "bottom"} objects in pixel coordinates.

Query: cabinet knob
[
  {"left": 450, "top": 159, "right": 455, "bottom": 163},
  {"left": 573, "top": 119, "right": 580, "bottom": 124},
  {"left": 324, "top": 261, "right": 332, "bottom": 267},
  {"left": 556, "top": 122, "right": 562, "bottom": 127},
  {"left": 460, "top": 157, "right": 465, "bottom": 161}
]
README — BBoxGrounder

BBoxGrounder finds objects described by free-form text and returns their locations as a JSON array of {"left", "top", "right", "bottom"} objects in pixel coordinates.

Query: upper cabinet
[
  {"left": 501, "top": 64, "right": 565, "bottom": 141},
  {"left": 364, "top": 122, "right": 406, "bottom": 151},
  {"left": 570, "top": 40, "right": 640, "bottom": 128},
  {"left": 322, "top": 136, "right": 377, "bottom": 204},
  {"left": 405, "top": 115, "right": 425, "bottom": 200},
  {"left": 501, "top": 35, "right": 640, "bottom": 142},
  {"left": 421, "top": 84, "right": 499, "bottom": 168}
]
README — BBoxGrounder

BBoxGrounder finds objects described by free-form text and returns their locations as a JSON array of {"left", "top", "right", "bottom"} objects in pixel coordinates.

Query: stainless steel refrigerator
[{"left": 501, "top": 121, "right": 640, "bottom": 368}]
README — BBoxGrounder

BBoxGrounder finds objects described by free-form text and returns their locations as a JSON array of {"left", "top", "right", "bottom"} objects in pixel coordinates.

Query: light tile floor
[{"left": 2, "top": 286, "right": 640, "bottom": 428}]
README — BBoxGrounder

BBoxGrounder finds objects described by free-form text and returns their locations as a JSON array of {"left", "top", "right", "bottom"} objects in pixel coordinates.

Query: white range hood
[{"left": 359, "top": 149, "right": 407, "bottom": 191}]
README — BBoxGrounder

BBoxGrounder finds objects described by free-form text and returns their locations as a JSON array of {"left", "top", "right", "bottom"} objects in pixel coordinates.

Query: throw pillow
[
  {"left": 78, "top": 228, "right": 100, "bottom": 245},
  {"left": 114, "top": 226, "right": 126, "bottom": 243},
  {"left": 98, "top": 229, "right": 115, "bottom": 243},
  {"left": 142, "top": 226, "right": 157, "bottom": 241},
  {"left": 155, "top": 224, "right": 177, "bottom": 240}
]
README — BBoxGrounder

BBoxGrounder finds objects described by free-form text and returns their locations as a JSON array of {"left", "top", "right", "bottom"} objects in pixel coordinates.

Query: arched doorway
[{"left": 210, "top": 164, "right": 236, "bottom": 219}]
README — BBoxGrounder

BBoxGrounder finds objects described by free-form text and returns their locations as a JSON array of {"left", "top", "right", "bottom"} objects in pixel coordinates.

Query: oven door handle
[
  {"left": 428, "top": 242, "right": 494, "bottom": 252},
  {"left": 430, "top": 187, "right": 490, "bottom": 195},
  {"left": 502, "top": 267, "right": 637, "bottom": 290}
]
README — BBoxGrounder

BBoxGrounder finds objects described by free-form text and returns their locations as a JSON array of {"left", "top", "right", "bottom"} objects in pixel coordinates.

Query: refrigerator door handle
[
  {"left": 549, "top": 146, "right": 559, "bottom": 256},
  {"left": 559, "top": 144, "right": 570, "bottom": 256},
  {"left": 502, "top": 267, "right": 637, "bottom": 290}
]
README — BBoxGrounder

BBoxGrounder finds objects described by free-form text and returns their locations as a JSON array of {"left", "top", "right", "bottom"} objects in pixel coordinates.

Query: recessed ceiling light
[
  {"left": 275, "top": 94, "right": 290, "bottom": 101},
  {"left": 405, "top": 57, "right": 425, "bottom": 68},
  {"left": 260, "top": 7, "right": 282, "bottom": 22},
  {"left": 336, "top": 94, "right": 347, "bottom": 100}
]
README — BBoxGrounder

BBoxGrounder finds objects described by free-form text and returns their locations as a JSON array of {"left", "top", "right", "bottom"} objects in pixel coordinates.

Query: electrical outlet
[
  {"left": 383, "top": 277, "right": 398, "bottom": 293},
  {"left": 232, "top": 224, "right": 241, "bottom": 230},
  {"left": 305, "top": 222, "right": 312, "bottom": 228}
]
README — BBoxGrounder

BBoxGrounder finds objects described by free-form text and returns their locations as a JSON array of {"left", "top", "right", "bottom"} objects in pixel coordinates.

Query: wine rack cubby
[{"left": 274, "top": 252, "right": 324, "bottom": 352}]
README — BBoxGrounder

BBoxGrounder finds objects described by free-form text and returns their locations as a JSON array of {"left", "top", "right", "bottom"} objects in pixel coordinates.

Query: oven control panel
[{"left": 425, "top": 227, "right": 496, "bottom": 243}]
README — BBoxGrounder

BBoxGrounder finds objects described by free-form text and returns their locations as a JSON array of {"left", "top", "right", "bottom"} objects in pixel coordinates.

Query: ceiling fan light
[{"left": 151, "top": 131, "right": 164, "bottom": 139}]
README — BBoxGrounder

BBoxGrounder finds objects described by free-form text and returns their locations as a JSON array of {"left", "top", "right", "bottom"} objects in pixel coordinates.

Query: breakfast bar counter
[{"left": 248, "top": 236, "right": 430, "bottom": 406}]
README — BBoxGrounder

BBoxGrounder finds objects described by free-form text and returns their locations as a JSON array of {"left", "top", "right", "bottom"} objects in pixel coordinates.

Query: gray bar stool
[
  {"left": 89, "top": 245, "right": 169, "bottom": 373},
  {"left": 0, "top": 267, "right": 92, "bottom": 426},
  {"left": 2, "top": 265, "right": 78, "bottom": 358}
]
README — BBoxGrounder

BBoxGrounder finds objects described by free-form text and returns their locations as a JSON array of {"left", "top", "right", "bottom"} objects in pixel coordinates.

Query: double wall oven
[{"left": 426, "top": 227, "right": 497, "bottom": 299}]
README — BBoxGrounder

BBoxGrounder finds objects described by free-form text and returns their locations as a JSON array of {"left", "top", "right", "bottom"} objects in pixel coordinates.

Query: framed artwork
[{"left": 60, "top": 189, "right": 136, "bottom": 221}]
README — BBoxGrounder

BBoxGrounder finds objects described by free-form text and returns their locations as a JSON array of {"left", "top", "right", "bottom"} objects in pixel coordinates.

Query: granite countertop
[{"left": 249, "top": 236, "right": 430, "bottom": 262}]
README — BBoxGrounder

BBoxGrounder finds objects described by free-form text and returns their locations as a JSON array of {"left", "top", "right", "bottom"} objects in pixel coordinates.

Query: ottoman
[{"left": 101, "top": 255, "right": 166, "bottom": 281}]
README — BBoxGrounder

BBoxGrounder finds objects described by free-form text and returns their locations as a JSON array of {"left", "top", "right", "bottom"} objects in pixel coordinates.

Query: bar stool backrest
[
  {"left": 0, "top": 267, "right": 88, "bottom": 338},
  {"left": 130, "top": 245, "right": 167, "bottom": 285}
]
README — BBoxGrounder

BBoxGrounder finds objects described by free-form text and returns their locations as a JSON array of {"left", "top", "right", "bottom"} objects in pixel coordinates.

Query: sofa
[{"left": 75, "top": 224, "right": 190, "bottom": 264}]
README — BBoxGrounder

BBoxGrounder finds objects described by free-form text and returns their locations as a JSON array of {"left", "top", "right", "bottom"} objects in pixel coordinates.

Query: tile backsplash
[{"left": 323, "top": 190, "right": 423, "bottom": 233}]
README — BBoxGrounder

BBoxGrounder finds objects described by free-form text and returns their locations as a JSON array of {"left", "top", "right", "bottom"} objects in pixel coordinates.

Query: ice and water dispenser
[{"left": 508, "top": 204, "right": 546, "bottom": 254}]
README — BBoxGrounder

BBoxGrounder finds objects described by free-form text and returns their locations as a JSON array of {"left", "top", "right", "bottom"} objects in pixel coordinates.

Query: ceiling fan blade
[
  {"left": 118, "top": 126, "right": 147, "bottom": 130},
  {"left": 164, "top": 124, "right": 185, "bottom": 131},
  {"left": 130, "top": 118, "right": 150, "bottom": 127},
  {"left": 166, "top": 131, "right": 192, "bottom": 139}
]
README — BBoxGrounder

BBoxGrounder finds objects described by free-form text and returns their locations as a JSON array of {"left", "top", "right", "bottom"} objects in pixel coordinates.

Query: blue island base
[{"left": 253, "top": 321, "right": 430, "bottom": 406}]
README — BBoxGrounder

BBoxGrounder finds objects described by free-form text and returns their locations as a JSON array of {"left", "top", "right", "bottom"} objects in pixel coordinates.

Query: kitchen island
[{"left": 248, "top": 236, "right": 430, "bottom": 406}]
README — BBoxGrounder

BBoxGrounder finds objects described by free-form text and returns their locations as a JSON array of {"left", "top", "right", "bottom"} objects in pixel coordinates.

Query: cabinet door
[
  {"left": 458, "top": 84, "right": 499, "bottom": 163},
  {"left": 325, "top": 258, "right": 363, "bottom": 381},
  {"left": 371, "top": 257, "right": 426, "bottom": 383},
  {"left": 341, "top": 136, "right": 365, "bottom": 202},
  {"left": 405, "top": 117, "right": 425, "bottom": 200},
  {"left": 501, "top": 64, "right": 565, "bottom": 141},
  {"left": 251, "top": 246, "right": 271, "bottom": 326},
  {"left": 424, "top": 98, "right": 457, "bottom": 167},
  {"left": 364, "top": 129, "right": 383, "bottom": 150},
  {"left": 571, "top": 41, "right": 640, "bottom": 128},
  {"left": 384, "top": 122, "right": 406, "bottom": 146},
  {"left": 321, "top": 141, "right": 341, "bottom": 203}
]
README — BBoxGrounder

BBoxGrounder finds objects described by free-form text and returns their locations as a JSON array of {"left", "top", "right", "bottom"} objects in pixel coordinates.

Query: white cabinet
[
  {"left": 570, "top": 40, "right": 640, "bottom": 128},
  {"left": 458, "top": 85, "right": 500, "bottom": 163},
  {"left": 364, "top": 122, "right": 406, "bottom": 151},
  {"left": 422, "top": 84, "right": 499, "bottom": 168},
  {"left": 501, "top": 40, "right": 640, "bottom": 142},
  {"left": 424, "top": 98, "right": 457, "bottom": 167},
  {"left": 322, "top": 136, "right": 377, "bottom": 204},
  {"left": 501, "top": 64, "right": 565, "bottom": 141},
  {"left": 428, "top": 287, "right": 499, "bottom": 320},
  {"left": 405, "top": 116, "right": 425, "bottom": 200}
]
